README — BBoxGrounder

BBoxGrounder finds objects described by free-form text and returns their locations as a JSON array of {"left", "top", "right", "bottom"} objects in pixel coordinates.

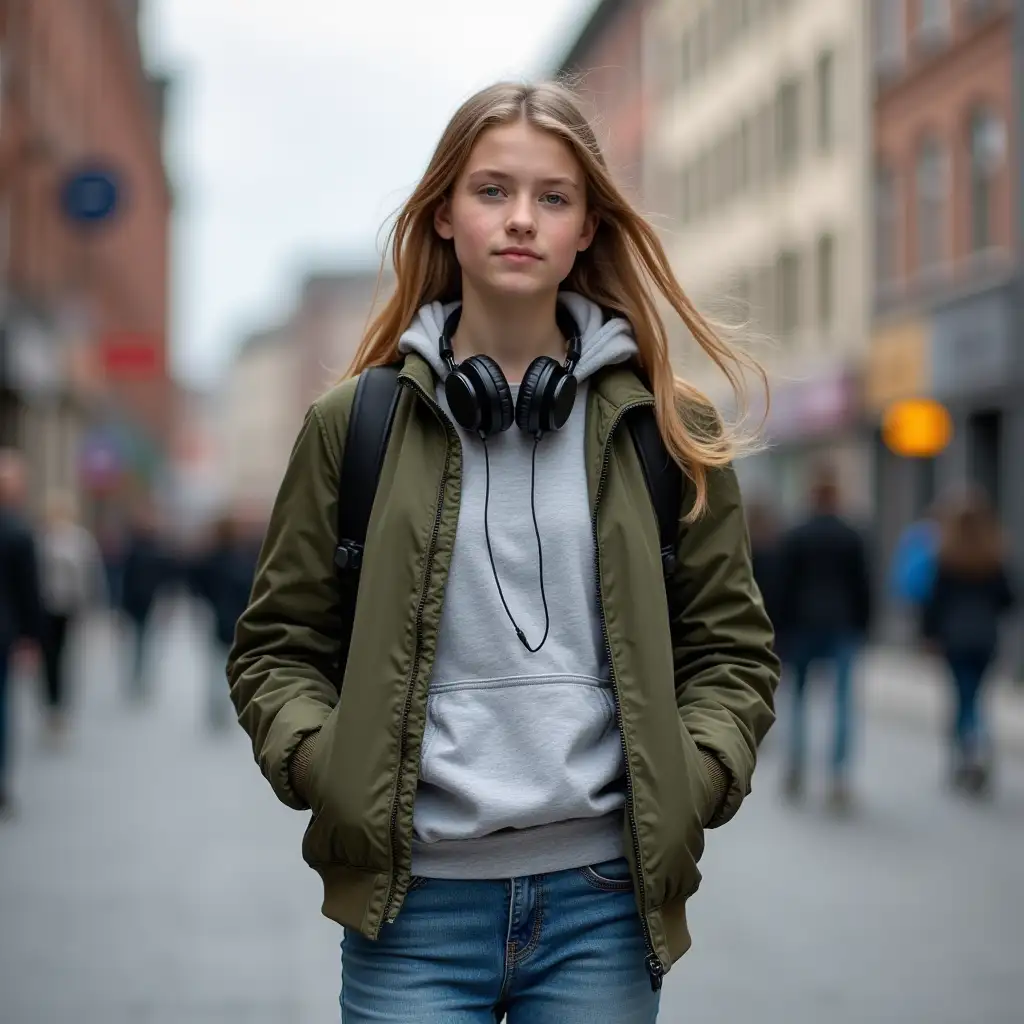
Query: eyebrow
[{"left": 466, "top": 168, "right": 580, "bottom": 190}]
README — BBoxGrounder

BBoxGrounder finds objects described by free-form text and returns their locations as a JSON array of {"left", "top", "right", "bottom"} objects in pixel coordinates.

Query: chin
[{"left": 481, "top": 269, "right": 561, "bottom": 300}]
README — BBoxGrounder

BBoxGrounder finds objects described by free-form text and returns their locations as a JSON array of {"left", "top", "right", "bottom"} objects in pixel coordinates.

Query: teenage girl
[
  {"left": 229, "top": 81, "right": 779, "bottom": 1024},
  {"left": 923, "top": 489, "right": 1015, "bottom": 795}
]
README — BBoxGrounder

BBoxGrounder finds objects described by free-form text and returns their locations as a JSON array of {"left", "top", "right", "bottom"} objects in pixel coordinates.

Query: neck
[{"left": 451, "top": 285, "right": 566, "bottom": 384}]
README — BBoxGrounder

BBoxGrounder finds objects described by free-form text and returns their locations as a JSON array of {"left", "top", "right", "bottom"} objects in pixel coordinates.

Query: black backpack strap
[
  {"left": 333, "top": 364, "right": 401, "bottom": 687},
  {"left": 335, "top": 364, "right": 402, "bottom": 574},
  {"left": 627, "top": 406, "right": 683, "bottom": 578}
]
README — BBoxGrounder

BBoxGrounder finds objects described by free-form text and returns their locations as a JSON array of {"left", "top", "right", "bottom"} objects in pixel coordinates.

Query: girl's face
[{"left": 434, "top": 120, "right": 597, "bottom": 303}]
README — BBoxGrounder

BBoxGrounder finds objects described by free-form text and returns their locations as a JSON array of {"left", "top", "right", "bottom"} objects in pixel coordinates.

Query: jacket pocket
[{"left": 300, "top": 706, "right": 342, "bottom": 866}]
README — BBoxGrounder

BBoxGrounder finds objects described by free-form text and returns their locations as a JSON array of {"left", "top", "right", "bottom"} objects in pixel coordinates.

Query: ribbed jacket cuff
[
  {"left": 289, "top": 730, "right": 321, "bottom": 809},
  {"left": 698, "top": 747, "right": 731, "bottom": 827}
]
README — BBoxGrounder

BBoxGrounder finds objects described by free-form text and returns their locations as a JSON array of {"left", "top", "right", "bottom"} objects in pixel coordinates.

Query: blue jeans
[
  {"left": 945, "top": 651, "right": 992, "bottom": 761},
  {"left": 340, "top": 857, "right": 661, "bottom": 1023},
  {"left": 787, "top": 631, "right": 859, "bottom": 778},
  {"left": 0, "top": 646, "right": 9, "bottom": 795}
]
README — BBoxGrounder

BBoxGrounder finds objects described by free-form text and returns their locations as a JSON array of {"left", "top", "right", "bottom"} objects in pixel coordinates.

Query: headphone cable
[{"left": 481, "top": 435, "right": 550, "bottom": 653}]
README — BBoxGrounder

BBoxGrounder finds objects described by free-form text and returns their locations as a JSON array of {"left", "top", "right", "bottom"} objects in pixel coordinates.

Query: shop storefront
[
  {"left": 930, "top": 279, "right": 1017, "bottom": 516},
  {"left": 864, "top": 315, "right": 936, "bottom": 577},
  {"left": 735, "top": 364, "right": 869, "bottom": 523}
]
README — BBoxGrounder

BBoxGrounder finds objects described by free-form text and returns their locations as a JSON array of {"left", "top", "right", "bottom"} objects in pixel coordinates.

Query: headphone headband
[{"left": 438, "top": 302, "right": 581, "bottom": 370}]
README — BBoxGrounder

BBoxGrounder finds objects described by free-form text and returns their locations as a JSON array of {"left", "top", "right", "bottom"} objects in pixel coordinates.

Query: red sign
[{"left": 101, "top": 333, "right": 163, "bottom": 378}]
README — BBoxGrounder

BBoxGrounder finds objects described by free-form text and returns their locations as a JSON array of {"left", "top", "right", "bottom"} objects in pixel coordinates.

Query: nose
[{"left": 505, "top": 195, "right": 536, "bottom": 237}]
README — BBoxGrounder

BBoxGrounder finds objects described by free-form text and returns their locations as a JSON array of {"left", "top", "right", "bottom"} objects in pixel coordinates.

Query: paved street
[{"left": 2, "top": 600, "right": 1023, "bottom": 1023}]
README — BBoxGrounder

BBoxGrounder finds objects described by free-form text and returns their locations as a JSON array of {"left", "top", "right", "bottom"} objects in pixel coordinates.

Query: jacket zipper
[
  {"left": 592, "top": 398, "right": 665, "bottom": 992},
  {"left": 378, "top": 376, "right": 455, "bottom": 930}
]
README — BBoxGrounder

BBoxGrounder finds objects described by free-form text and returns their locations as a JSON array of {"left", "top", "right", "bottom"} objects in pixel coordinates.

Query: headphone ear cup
[
  {"left": 516, "top": 357, "right": 559, "bottom": 436},
  {"left": 462, "top": 354, "right": 514, "bottom": 436}
]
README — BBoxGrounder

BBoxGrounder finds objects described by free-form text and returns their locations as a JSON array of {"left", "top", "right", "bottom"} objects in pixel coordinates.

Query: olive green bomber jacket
[{"left": 227, "top": 352, "right": 779, "bottom": 979}]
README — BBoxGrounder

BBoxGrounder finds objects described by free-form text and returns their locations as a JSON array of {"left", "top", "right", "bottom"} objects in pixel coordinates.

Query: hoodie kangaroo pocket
[{"left": 414, "top": 675, "right": 625, "bottom": 844}]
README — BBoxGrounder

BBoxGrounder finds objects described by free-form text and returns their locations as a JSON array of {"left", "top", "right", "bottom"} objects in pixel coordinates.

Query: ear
[
  {"left": 434, "top": 197, "right": 455, "bottom": 240},
  {"left": 577, "top": 210, "right": 599, "bottom": 253}
]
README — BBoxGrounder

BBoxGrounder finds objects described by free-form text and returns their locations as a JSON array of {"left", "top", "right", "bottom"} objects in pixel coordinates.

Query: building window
[
  {"left": 816, "top": 233, "right": 836, "bottom": 330},
  {"left": 694, "top": 9, "right": 710, "bottom": 78},
  {"left": 738, "top": 117, "right": 751, "bottom": 193},
  {"left": 739, "top": 0, "right": 752, "bottom": 32},
  {"left": 815, "top": 50, "right": 835, "bottom": 152},
  {"left": 734, "top": 271, "right": 751, "bottom": 324},
  {"left": 872, "top": 0, "right": 905, "bottom": 76},
  {"left": 966, "top": 0, "right": 998, "bottom": 23},
  {"left": 914, "top": 0, "right": 951, "bottom": 51},
  {"left": 775, "top": 77, "right": 801, "bottom": 175},
  {"left": 777, "top": 249, "right": 801, "bottom": 338},
  {"left": 969, "top": 107, "right": 1005, "bottom": 253},
  {"left": 693, "top": 151, "right": 709, "bottom": 217},
  {"left": 753, "top": 263, "right": 776, "bottom": 336},
  {"left": 708, "top": 140, "right": 722, "bottom": 210},
  {"left": 915, "top": 137, "right": 947, "bottom": 275},
  {"left": 875, "top": 164, "right": 899, "bottom": 291}
]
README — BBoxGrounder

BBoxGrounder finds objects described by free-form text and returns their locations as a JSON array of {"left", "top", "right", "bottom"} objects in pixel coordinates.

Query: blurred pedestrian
[
  {"left": 778, "top": 464, "right": 872, "bottom": 811},
  {"left": 37, "top": 491, "right": 107, "bottom": 742},
  {"left": 119, "top": 501, "right": 175, "bottom": 703},
  {"left": 889, "top": 510, "right": 939, "bottom": 610},
  {"left": 0, "top": 449, "right": 43, "bottom": 818},
  {"left": 746, "top": 498, "right": 785, "bottom": 650},
  {"left": 922, "top": 489, "right": 1014, "bottom": 796},
  {"left": 188, "top": 510, "right": 260, "bottom": 732}
]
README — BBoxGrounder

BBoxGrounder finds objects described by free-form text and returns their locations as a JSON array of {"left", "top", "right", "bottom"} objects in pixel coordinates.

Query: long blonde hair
[{"left": 347, "top": 81, "right": 766, "bottom": 518}]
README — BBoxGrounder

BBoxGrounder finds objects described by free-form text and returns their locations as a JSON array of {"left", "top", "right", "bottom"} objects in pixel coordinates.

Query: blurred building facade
[
  {"left": 219, "top": 326, "right": 301, "bottom": 518},
  {"left": 217, "top": 267, "right": 389, "bottom": 516},
  {"left": 643, "top": 0, "right": 873, "bottom": 520},
  {"left": 867, "top": 0, "right": 1018, "bottom": 597},
  {"left": 556, "top": 0, "right": 650, "bottom": 195},
  {"left": 0, "top": 0, "right": 173, "bottom": 521}
]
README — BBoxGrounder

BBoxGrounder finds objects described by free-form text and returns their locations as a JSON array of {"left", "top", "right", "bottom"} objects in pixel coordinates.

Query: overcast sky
[{"left": 143, "top": 0, "right": 595, "bottom": 387}]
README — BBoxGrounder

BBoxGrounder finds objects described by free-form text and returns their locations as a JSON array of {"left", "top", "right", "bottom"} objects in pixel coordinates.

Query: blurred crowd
[
  {"left": 0, "top": 447, "right": 265, "bottom": 820},
  {"left": 749, "top": 465, "right": 1015, "bottom": 811}
]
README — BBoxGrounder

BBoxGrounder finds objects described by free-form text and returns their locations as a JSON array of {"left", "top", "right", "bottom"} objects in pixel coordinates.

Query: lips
[{"left": 496, "top": 248, "right": 542, "bottom": 260}]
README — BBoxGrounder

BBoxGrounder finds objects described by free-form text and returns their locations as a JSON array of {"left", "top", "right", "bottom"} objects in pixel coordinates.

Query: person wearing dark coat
[
  {"left": 188, "top": 512, "right": 261, "bottom": 730},
  {"left": 0, "top": 450, "right": 43, "bottom": 817},
  {"left": 119, "top": 506, "right": 176, "bottom": 702},
  {"left": 922, "top": 489, "right": 1015, "bottom": 795},
  {"left": 777, "top": 465, "right": 872, "bottom": 810}
]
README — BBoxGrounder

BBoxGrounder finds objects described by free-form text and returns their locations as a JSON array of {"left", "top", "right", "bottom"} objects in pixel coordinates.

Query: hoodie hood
[{"left": 397, "top": 291, "right": 638, "bottom": 384}]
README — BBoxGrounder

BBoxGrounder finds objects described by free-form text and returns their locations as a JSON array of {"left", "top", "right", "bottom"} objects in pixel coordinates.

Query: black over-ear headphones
[
  {"left": 436, "top": 302, "right": 584, "bottom": 654},
  {"left": 438, "top": 303, "right": 582, "bottom": 438}
]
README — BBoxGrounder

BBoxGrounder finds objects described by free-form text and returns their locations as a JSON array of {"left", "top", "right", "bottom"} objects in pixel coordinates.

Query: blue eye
[
  {"left": 542, "top": 194, "right": 567, "bottom": 206},
  {"left": 480, "top": 186, "right": 503, "bottom": 198}
]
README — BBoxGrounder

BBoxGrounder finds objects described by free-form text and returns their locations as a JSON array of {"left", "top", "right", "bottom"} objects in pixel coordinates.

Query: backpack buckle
[
  {"left": 661, "top": 546, "right": 677, "bottom": 577},
  {"left": 334, "top": 541, "right": 363, "bottom": 572}
]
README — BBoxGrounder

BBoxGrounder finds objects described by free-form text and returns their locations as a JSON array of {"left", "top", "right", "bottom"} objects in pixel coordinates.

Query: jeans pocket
[{"left": 578, "top": 857, "right": 635, "bottom": 892}]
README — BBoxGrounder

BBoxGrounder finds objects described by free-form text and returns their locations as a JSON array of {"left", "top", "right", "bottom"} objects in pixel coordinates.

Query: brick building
[
  {"left": 865, "top": 0, "right": 1018, "bottom": 623},
  {"left": 555, "top": 0, "right": 649, "bottom": 196},
  {"left": 0, "top": 0, "right": 172, "bottom": 515}
]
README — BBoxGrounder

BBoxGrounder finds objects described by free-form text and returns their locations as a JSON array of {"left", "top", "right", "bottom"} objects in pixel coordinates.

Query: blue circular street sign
[{"left": 61, "top": 166, "right": 122, "bottom": 226}]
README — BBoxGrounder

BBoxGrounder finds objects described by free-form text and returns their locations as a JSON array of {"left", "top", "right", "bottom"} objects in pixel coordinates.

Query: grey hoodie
[{"left": 398, "top": 292, "right": 640, "bottom": 879}]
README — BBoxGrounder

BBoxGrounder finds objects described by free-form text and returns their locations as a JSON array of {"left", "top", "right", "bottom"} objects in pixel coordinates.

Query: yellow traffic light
[{"left": 882, "top": 398, "right": 953, "bottom": 458}]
